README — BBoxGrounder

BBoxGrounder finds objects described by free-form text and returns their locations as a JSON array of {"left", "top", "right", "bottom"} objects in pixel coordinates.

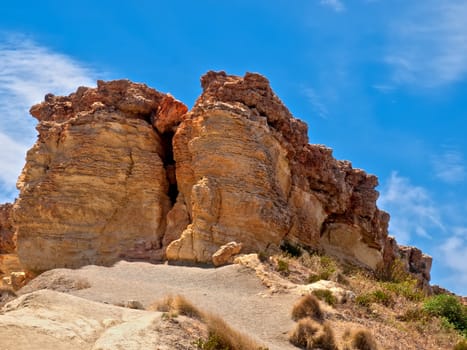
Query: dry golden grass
[
  {"left": 291, "top": 294, "right": 323, "bottom": 321},
  {"left": 289, "top": 318, "right": 338, "bottom": 350},
  {"left": 350, "top": 329, "right": 378, "bottom": 350},
  {"left": 148, "top": 294, "right": 202, "bottom": 319},
  {"left": 148, "top": 294, "right": 268, "bottom": 350},
  {"left": 289, "top": 317, "right": 320, "bottom": 348}
]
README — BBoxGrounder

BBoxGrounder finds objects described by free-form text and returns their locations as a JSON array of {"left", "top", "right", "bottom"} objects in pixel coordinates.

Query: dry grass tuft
[
  {"left": 148, "top": 294, "right": 202, "bottom": 319},
  {"left": 312, "top": 322, "right": 338, "bottom": 350},
  {"left": 149, "top": 294, "right": 268, "bottom": 350},
  {"left": 351, "top": 329, "right": 378, "bottom": 350},
  {"left": 202, "top": 311, "right": 267, "bottom": 350},
  {"left": 289, "top": 317, "right": 320, "bottom": 349},
  {"left": 291, "top": 294, "right": 323, "bottom": 321},
  {"left": 289, "top": 319, "right": 337, "bottom": 350}
]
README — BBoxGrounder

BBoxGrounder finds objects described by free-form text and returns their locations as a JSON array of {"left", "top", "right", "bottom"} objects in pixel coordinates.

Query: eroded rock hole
[{"left": 160, "top": 131, "right": 178, "bottom": 205}]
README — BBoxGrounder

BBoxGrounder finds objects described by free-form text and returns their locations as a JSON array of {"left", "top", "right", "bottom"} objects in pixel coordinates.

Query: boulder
[{"left": 212, "top": 241, "right": 243, "bottom": 266}]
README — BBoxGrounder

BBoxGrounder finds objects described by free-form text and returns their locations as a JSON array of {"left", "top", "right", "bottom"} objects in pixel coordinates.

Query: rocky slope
[{"left": 3, "top": 71, "right": 431, "bottom": 287}]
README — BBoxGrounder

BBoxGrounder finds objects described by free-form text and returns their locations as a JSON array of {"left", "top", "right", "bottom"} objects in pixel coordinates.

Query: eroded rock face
[
  {"left": 13, "top": 80, "right": 187, "bottom": 271},
  {"left": 10, "top": 72, "right": 431, "bottom": 286},
  {"left": 0, "top": 204, "right": 15, "bottom": 254},
  {"left": 166, "top": 71, "right": 395, "bottom": 272}
]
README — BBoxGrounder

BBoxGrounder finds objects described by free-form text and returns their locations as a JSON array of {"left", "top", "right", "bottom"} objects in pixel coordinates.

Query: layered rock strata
[
  {"left": 13, "top": 80, "right": 187, "bottom": 271},
  {"left": 166, "top": 72, "right": 393, "bottom": 271},
  {"left": 10, "top": 72, "right": 431, "bottom": 286}
]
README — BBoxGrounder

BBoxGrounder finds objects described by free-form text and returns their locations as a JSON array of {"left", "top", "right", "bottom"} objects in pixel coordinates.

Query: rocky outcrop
[
  {"left": 0, "top": 289, "right": 207, "bottom": 350},
  {"left": 397, "top": 245, "right": 432, "bottom": 289},
  {"left": 13, "top": 80, "right": 187, "bottom": 271},
  {"left": 166, "top": 72, "right": 394, "bottom": 272},
  {"left": 11, "top": 71, "right": 431, "bottom": 286},
  {"left": 0, "top": 204, "right": 15, "bottom": 254}
]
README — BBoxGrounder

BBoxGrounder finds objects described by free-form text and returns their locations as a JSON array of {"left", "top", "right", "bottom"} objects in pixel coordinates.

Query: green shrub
[
  {"left": 312, "top": 289, "right": 337, "bottom": 306},
  {"left": 277, "top": 259, "right": 290, "bottom": 275},
  {"left": 382, "top": 280, "right": 424, "bottom": 302},
  {"left": 355, "top": 290, "right": 393, "bottom": 308},
  {"left": 355, "top": 293, "right": 373, "bottom": 308},
  {"left": 423, "top": 294, "right": 467, "bottom": 334},
  {"left": 371, "top": 290, "right": 393, "bottom": 307}
]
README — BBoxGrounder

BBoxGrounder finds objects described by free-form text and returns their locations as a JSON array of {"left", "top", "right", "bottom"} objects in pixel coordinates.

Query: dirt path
[{"left": 21, "top": 261, "right": 299, "bottom": 350}]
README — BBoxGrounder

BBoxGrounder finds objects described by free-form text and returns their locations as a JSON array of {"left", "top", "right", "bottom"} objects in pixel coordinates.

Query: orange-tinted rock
[
  {"left": 0, "top": 204, "right": 15, "bottom": 254},
  {"left": 167, "top": 71, "right": 395, "bottom": 273},
  {"left": 11, "top": 72, "right": 431, "bottom": 287},
  {"left": 14, "top": 80, "right": 187, "bottom": 271}
]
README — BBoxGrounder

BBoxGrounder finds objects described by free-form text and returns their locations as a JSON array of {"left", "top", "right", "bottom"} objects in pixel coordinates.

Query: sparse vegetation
[
  {"left": 291, "top": 294, "right": 323, "bottom": 321},
  {"left": 276, "top": 258, "right": 290, "bottom": 275},
  {"left": 350, "top": 329, "right": 378, "bottom": 350},
  {"left": 313, "top": 322, "right": 339, "bottom": 350},
  {"left": 423, "top": 294, "right": 467, "bottom": 335},
  {"left": 312, "top": 289, "right": 337, "bottom": 306},
  {"left": 289, "top": 317, "right": 320, "bottom": 349},
  {"left": 289, "top": 318, "right": 337, "bottom": 350},
  {"left": 150, "top": 294, "right": 268, "bottom": 350}
]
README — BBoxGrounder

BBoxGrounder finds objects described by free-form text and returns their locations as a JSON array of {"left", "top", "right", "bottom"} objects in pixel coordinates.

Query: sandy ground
[{"left": 19, "top": 261, "right": 299, "bottom": 350}]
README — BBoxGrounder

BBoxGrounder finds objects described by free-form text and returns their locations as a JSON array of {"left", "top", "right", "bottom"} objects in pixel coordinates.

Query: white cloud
[
  {"left": 320, "top": 0, "right": 345, "bottom": 12},
  {"left": 385, "top": 1, "right": 467, "bottom": 87},
  {"left": 378, "top": 171, "right": 444, "bottom": 244},
  {"left": 439, "top": 235, "right": 467, "bottom": 290},
  {"left": 432, "top": 149, "right": 465, "bottom": 184},
  {"left": 303, "top": 87, "right": 329, "bottom": 119},
  {"left": 0, "top": 34, "right": 96, "bottom": 203}
]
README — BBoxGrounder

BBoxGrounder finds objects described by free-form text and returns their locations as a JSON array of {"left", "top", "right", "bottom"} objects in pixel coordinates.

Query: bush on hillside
[
  {"left": 291, "top": 294, "right": 323, "bottom": 321},
  {"left": 423, "top": 294, "right": 467, "bottom": 335}
]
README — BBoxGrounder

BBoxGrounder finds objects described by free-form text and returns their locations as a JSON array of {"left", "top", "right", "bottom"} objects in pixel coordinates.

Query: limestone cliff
[{"left": 9, "top": 72, "right": 432, "bottom": 286}]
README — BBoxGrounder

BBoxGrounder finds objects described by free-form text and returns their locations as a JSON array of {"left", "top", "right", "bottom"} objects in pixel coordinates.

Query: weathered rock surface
[
  {"left": 397, "top": 245, "right": 432, "bottom": 288},
  {"left": 0, "top": 204, "right": 15, "bottom": 254},
  {"left": 0, "top": 289, "right": 206, "bottom": 350},
  {"left": 212, "top": 241, "right": 243, "bottom": 266},
  {"left": 13, "top": 80, "right": 187, "bottom": 271},
  {"left": 166, "top": 71, "right": 395, "bottom": 273},
  {"left": 10, "top": 71, "right": 431, "bottom": 286}
]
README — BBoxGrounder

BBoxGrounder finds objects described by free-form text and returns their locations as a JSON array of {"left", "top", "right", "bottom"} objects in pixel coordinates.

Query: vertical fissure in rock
[{"left": 160, "top": 131, "right": 178, "bottom": 206}]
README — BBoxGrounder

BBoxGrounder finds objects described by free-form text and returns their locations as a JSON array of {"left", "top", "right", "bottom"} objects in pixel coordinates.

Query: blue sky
[{"left": 0, "top": 0, "right": 466, "bottom": 295}]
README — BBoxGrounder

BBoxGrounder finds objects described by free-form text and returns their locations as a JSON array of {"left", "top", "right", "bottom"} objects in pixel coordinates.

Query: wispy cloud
[
  {"left": 378, "top": 171, "right": 444, "bottom": 244},
  {"left": 432, "top": 149, "right": 465, "bottom": 184},
  {"left": 320, "top": 0, "right": 345, "bottom": 12},
  {"left": 0, "top": 34, "right": 97, "bottom": 202},
  {"left": 385, "top": 1, "right": 467, "bottom": 87},
  {"left": 439, "top": 235, "right": 467, "bottom": 290},
  {"left": 303, "top": 87, "right": 329, "bottom": 119}
]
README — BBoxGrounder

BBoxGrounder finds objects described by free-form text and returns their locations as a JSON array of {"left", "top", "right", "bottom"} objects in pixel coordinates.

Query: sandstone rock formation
[
  {"left": 0, "top": 204, "right": 15, "bottom": 254},
  {"left": 13, "top": 80, "right": 187, "bottom": 271},
  {"left": 9, "top": 71, "right": 431, "bottom": 286},
  {"left": 165, "top": 72, "right": 393, "bottom": 272}
]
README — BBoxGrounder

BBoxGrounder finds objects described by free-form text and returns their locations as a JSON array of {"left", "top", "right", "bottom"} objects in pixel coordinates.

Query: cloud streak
[
  {"left": 320, "top": 0, "right": 345, "bottom": 12},
  {"left": 378, "top": 172, "right": 444, "bottom": 244},
  {"left": 432, "top": 149, "right": 466, "bottom": 184},
  {"left": 385, "top": 1, "right": 467, "bottom": 88},
  {"left": 0, "top": 34, "right": 96, "bottom": 202}
]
